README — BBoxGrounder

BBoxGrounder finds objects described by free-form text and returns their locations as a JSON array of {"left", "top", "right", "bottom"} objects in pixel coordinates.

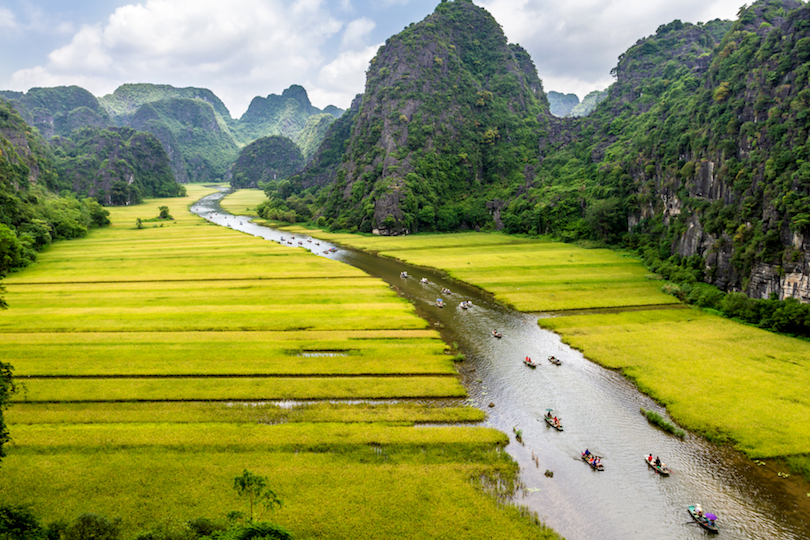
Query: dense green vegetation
[
  {"left": 52, "top": 126, "right": 185, "bottom": 205},
  {"left": 1, "top": 99, "right": 111, "bottom": 280},
  {"left": 99, "top": 83, "right": 233, "bottom": 126},
  {"left": 0, "top": 86, "right": 111, "bottom": 138},
  {"left": 229, "top": 136, "right": 304, "bottom": 189},
  {"left": 287, "top": 0, "right": 548, "bottom": 234},
  {"left": 0, "top": 186, "right": 559, "bottom": 539}
]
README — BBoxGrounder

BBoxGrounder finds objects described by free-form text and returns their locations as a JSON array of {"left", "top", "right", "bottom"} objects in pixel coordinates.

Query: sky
[{"left": 0, "top": 0, "right": 748, "bottom": 118}]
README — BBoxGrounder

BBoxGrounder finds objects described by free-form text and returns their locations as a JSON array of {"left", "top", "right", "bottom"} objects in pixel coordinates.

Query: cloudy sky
[{"left": 0, "top": 0, "right": 746, "bottom": 118}]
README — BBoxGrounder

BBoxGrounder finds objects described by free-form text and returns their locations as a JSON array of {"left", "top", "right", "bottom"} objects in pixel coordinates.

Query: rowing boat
[
  {"left": 581, "top": 454, "right": 604, "bottom": 470},
  {"left": 644, "top": 457, "right": 670, "bottom": 476},
  {"left": 548, "top": 356, "right": 561, "bottom": 365},
  {"left": 544, "top": 416, "right": 563, "bottom": 431},
  {"left": 687, "top": 505, "right": 718, "bottom": 533}
]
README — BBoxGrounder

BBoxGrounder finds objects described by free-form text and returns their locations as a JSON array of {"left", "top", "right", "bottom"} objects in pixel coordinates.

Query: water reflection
[{"left": 192, "top": 189, "right": 810, "bottom": 540}]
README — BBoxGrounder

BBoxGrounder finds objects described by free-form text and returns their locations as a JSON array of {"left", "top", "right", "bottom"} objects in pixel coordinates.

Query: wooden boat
[
  {"left": 581, "top": 454, "right": 604, "bottom": 471},
  {"left": 548, "top": 356, "right": 561, "bottom": 366},
  {"left": 420, "top": 278, "right": 429, "bottom": 284},
  {"left": 523, "top": 357, "right": 537, "bottom": 368},
  {"left": 400, "top": 271, "right": 408, "bottom": 278},
  {"left": 459, "top": 302, "right": 467, "bottom": 309},
  {"left": 544, "top": 416, "right": 563, "bottom": 431},
  {"left": 687, "top": 505, "right": 718, "bottom": 533},
  {"left": 491, "top": 330, "right": 502, "bottom": 338},
  {"left": 644, "top": 457, "right": 671, "bottom": 476},
  {"left": 436, "top": 299, "right": 445, "bottom": 308}
]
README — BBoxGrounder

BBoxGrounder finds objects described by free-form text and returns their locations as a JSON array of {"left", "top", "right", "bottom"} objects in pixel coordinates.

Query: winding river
[{"left": 192, "top": 189, "right": 810, "bottom": 540}]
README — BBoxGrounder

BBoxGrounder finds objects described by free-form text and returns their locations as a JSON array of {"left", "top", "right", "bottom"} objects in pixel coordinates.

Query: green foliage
[
  {"left": 232, "top": 470, "right": 282, "bottom": 523},
  {"left": 0, "top": 505, "right": 45, "bottom": 540},
  {"left": 640, "top": 408, "right": 686, "bottom": 438},
  {"left": 63, "top": 513, "right": 122, "bottom": 540},
  {"left": 52, "top": 126, "right": 182, "bottom": 204},
  {"left": 230, "top": 137, "right": 304, "bottom": 189},
  {"left": 0, "top": 360, "right": 15, "bottom": 461}
]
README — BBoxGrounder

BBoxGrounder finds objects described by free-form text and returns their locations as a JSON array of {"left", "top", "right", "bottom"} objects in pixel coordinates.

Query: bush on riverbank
[{"left": 640, "top": 408, "right": 685, "bottom": 438}]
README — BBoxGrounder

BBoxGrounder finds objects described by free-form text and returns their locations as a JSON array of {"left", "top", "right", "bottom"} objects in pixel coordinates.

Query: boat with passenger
[
  {"left": 581, "top": 450, "right": 604, "bottom": 470},
  {"left": 523, "top": 356, "right": 537, "bottom": 368},
  {"left": 491, "top": 330, "right": 502, "bottom": 338},
  {"left": 548, "top": 355, "right": 561, "bottom": 365},
  {"left": 436, "top": 298, "right": 445, "bottom": 308},
  {"left": 644, "top": 455, "right": 671, "bottom": 476},
  {"left": 687, "top": 504, "right": 718, "bottom": 533},
  {"left": 544, "top": 410, "right": 563, "bottom": 431}
]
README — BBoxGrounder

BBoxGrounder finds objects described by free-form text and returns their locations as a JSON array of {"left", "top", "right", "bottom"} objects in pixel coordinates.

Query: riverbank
[
  {"left": 278, "top": 223, "right": 810, "bottom": 484},
  {"left": 0, "top": 186, "right": 560, "bottom": 539}
]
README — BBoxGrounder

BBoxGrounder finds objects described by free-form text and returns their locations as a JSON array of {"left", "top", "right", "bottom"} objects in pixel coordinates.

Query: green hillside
[
  {"left": 228, "top": 136, "right": 304, "bottom": 189},
  {"left": 52, "top": 126, "right": 184, "bottom": 205}
]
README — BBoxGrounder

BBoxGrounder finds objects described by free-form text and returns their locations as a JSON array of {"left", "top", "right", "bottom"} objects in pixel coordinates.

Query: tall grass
[{"left": 640, "top": 408, "right": 685, "bottom": 438}]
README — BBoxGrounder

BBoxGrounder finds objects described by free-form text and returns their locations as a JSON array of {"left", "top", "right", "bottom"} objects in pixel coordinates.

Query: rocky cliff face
[{"left": 299, "top": 0, "right": 549, "bottom": 234}]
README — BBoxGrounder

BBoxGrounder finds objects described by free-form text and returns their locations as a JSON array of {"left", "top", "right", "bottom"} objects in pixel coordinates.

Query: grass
[
  {"left": 0, "top": 185, "right": 558, "bottom": 538},
  {"left": 640, "top": 408, "right": 685, "bottom": 438},
  {"left": 280, "top": 227, "right": 810, "bottom": 480},
  {"left": 219, "top": 187, "right": 267, "bottom": 216},
  {"left": 541, "top": 308, "right": 810, "bottom": 458}
]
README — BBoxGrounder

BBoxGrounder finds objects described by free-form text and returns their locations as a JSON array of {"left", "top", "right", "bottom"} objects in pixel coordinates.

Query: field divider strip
[
  {"left": 14, "top": 396, "right": 467, "bottom": 404},
  {"left": 6, "top": 276, "right": 373, "bottom": 286},
  {"left": 537, "top": 303, "right": 690, "bottom": 316},
  {"left": 17, "top": 373, "right": 458, "bottom": 379}
]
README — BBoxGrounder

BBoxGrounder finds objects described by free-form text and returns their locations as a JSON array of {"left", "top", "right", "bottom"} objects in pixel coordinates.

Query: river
[{"left": 191, "top": 189, "right": 810, "bottom": 540}]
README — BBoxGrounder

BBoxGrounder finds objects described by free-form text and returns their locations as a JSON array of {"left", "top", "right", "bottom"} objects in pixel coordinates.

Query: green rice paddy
[
  {"left": 219, "top": 187, "right": 267, "bottom": 216},
  {"left": 0, "top": 185, "right": 558, "bottom": 539},
  {"left": 285, "top": 227, "right": 810, "bottom": 474},
  {"left": 282, "top": 228, "right": 679, "bottom": 311}
]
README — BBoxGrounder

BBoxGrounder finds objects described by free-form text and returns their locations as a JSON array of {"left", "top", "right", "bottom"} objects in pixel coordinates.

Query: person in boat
[
  {"left": 546, "top": 411, "right": 552, "bottom": 419},
  {"left": 553, "top": 416, "right": 558, "bottom": 424},
  {"left": 583, "top": 449, "right": 590, "bottom": 457},
  {"left": 654, "top": 456, "right": 661, "bottom": 467},
  {"left": 647, "top": 454, "right": 653, "bottom": 463},
  {"left": 695, "top": 504, "right": 703, "bottom": 518},
  {"left": 595, "top": 457, "right": 601, "bottom": 467}
]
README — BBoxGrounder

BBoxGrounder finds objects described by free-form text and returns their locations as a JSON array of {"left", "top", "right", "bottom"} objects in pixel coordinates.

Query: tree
[
  {"left": 0, "top": 361, "right": 16, "bottom": 463},
  {"left": 158, "top": 206, "right": 173, "bottom": 220},
  {"left": 233, "top": 470, "right": 282, "bottom": 522},
  {"left": 63, "top": 513, "right": 121, "bottom": 540}
]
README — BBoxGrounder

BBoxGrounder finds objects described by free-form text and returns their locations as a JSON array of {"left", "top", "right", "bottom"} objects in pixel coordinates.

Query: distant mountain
[
  {"left": 2, "top": 83, "right": 343, "bottom": 188},
  {"left": 233, "top": 85, "right": 343, "bottom": 159},
  {"left": 52, "top": 126, "right": 183, "bottom": 205},
  {"left": 129, "top": 97, "right": 239, "bottom": 183},
  {"left": 569, "top": 89, "right": 607, "bottom": 117},
  {"left": 547, "top": 91, "right": 579, "bottom": 117},
  {"left": 228, "top": 136, "right": 304, "bottom": 189},
  {"left": 0, "top": 86, "right": 111, "bottom": 138},
  {"left": 99, "top": 83, "right": 232, "bottom": 126}
]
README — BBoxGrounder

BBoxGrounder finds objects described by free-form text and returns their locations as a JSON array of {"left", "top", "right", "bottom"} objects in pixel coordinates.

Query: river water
[{"left": 192, "top": 190, "right": 810, "bottom": 540}]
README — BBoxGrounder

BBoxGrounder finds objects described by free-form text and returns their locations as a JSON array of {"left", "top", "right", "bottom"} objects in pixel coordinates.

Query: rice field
[
  {"left": 281, "top": 228, "right": 678, "bottom": 311},
  {"left": 282, "top": 227, "right": 810, "bottom": 473},
  {"left": 0, "top": 185, "right": 557, "bottom": 539},
  {"left": 219, "top": 187, "right": 267, "bottom": 216}
]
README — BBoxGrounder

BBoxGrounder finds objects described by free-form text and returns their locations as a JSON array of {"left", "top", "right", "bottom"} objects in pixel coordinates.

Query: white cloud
[
  {"left": 0, "top": 7, "right": 17, "bottom": 29},
  {"left": 341, "top": 17, "right": 376, "bottom": 50},
  {"left": 308, "top": 43, "right": 380, "bottom": 108},
  {"left": 478, "top": 0, "right": 744, "bottom": 98},
  {"left": 10, "top": 0, "right": 344, "bottom": 116}
]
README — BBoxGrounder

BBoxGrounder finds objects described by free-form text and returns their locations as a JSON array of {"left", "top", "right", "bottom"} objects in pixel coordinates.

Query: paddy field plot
[
  {"left": 282, "top": 227, "right": 678, "bottom": 311},
  {"left": 219, "top": 187, "right": 267, "bottom": 216},
  {"left": 0, "top": 185, "right": 556, "bottom": 539}
]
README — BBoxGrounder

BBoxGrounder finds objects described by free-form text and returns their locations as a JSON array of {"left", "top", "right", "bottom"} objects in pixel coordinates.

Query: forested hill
[
  {"left": 292, "top": 0, "right": 550, "bottom": 234},
  {"left": 0, "top": 100, "right": 111, "bottom": 280},
  {"left": 282, "top": 0, "right": 810, "bottom": 303}
]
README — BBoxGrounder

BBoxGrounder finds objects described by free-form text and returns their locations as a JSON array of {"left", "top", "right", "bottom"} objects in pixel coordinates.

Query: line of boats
[
  {"left": 399, "top": 272, "right": 477, "bottom": 311},
  {"left": 522, "top": 355, "right": 562, "bottom": 368}
]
